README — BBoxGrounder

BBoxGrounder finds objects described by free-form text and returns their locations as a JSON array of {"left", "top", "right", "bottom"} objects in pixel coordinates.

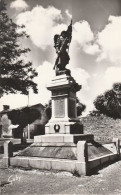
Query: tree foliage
[
  {"left": 0, "top": 1, "right": 38, "bottom": 96},
  {"left": 8, "top": 107, "right": 40, "bottom": 127},
  {"left": 7, "top": 107, "right": 41, "bottom": 141},
  {"left": 76, "top": 97, "right": 86, "bottom": 116},
  {"left": 94, "top": 83, "right": 121, "bottom": 119}
]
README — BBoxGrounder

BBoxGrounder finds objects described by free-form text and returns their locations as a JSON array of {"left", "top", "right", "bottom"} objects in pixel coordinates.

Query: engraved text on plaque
[{"left": 54, "top": 98, "right": 65, "bottom": 117}]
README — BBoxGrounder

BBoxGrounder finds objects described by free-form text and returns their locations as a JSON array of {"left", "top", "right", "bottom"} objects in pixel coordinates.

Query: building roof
[{"left": 0, "top": 103, "right": 45, "bottom": 114}]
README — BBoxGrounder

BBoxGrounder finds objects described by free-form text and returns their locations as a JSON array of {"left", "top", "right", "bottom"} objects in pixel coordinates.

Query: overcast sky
[{"left": 1, "top": 0, "right": 121, "bottom": 115}]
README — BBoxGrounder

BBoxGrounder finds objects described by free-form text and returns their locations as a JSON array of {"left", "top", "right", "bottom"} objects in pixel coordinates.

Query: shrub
[{"left": 94, "top": 83, "right": 121, "bottom": 119}]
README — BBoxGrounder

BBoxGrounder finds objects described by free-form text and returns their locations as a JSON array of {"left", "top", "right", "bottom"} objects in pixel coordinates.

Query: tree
[
  {"left": 76, "top": 97, "right": 86, "bottom": 116},
  {"left": 93, "top": 94, "right": 107, "bottom": 114},
  {"left": 8, "top": 107, "right": 41, "bottom": 142},
  {"left": 0, "top": 1, "right": 38, "bottom": 96},
  {"left": 45, "top": 98, "right": 86, "bottom": 120},
  {"left": 94, "top": 83, "right": 121, "bottom": 119}
]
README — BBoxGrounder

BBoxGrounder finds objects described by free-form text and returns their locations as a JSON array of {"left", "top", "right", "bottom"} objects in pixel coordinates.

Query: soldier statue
[{"left": 53, "top": 20, "right": 72, "bottom": 75}]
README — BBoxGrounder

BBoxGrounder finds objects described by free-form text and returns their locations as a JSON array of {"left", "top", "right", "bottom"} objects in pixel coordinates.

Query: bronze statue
[{"left": 53, "top": 20, "right": 72, "bottom": 75}]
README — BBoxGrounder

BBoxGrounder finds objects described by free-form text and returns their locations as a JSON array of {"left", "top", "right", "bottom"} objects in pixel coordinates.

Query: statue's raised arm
[{"left": 53, "top": 20, "right": 72, "bottom": 75}]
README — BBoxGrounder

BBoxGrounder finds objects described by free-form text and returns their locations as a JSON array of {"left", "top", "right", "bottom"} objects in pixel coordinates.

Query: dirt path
[{"left": 0, "top": 160, "right": 121, "bottom": 194}]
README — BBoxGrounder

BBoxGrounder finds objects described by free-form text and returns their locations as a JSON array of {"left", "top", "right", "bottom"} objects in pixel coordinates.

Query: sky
[{"left": 1, "top": 0, "right": 121, "bottom": 115}]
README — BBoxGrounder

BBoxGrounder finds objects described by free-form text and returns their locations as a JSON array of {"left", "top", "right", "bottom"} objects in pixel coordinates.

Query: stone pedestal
[
  {"left": 32, "top": 73, "right": 94, "bottom": 175},
  {"left": 35, "top": 73, "right": 94, "bottom": 154},
  {"left": 3, "top": 141, "right": 13, "bottom": 168},
  {"left": 45, "top": 74, "right": 83, "bottom": 134}
]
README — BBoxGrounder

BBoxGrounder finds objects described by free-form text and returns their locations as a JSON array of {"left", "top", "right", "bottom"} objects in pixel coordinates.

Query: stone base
[
  {"left": 9, "top": 138, "right": 120, "bottom": 176},
  {"left": 45, "top": 121, "right": 83, "bottom": 134},
  {"left": 16, "top": 144, "right": 77, "bottom": 160},
  {"left": 34, "top": 134, "right": 94, "bottom": 143},
  {"left": 10, "top": 156, "right": 87, "bottom": 176}
]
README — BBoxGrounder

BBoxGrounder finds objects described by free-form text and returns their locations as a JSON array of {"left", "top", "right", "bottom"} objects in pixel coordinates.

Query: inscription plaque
[{"left": 54, "top": 98, "right": 65, "bottom": 117}]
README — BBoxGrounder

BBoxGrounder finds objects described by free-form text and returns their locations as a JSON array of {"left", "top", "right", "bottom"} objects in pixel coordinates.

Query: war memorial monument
[{"left": 3, "top": 21, "right": 120, "bottom": 176}]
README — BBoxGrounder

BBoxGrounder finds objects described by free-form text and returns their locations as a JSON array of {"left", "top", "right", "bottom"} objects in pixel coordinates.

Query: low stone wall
[
  {"left": 88, "top": 153, "right": 118, "bottom": 171},
  {"left": 2, "top": 137, "right": 120, "bottom": 176},
  {"left": 87, "top": 139, "right": 120, "bottom": 175}
]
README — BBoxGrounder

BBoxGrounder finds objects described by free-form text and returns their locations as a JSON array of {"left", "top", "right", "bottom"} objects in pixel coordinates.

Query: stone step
[
  {"left": 34, "top": 134, "right": 94, "bottom": 143},
  {"left": 10, "top": 156, "right": 86, "bottom": 176}
]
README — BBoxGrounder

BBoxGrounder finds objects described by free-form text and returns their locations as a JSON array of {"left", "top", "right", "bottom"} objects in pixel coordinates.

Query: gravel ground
[{"left": 0, "top": 160, "right": 121, "bottom": 195}]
